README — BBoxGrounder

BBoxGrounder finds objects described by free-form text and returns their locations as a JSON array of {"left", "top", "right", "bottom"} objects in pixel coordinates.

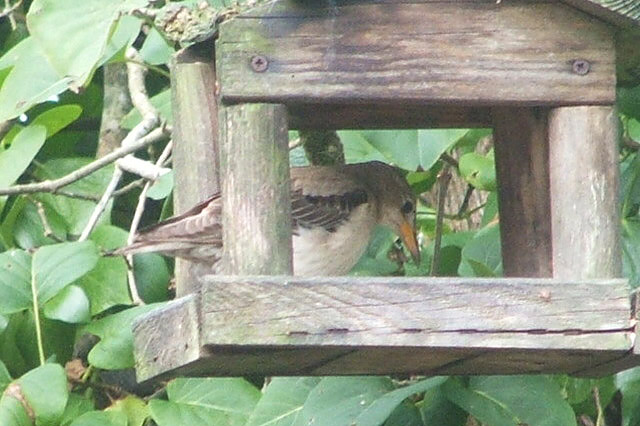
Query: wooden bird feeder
[{"left": 133, "top": 0, "right": 640, "bottom": 382}]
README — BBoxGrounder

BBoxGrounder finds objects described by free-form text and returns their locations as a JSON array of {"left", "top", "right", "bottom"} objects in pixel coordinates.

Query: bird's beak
[{"left": 399, "top": 220, "right": 420, "bottom": 264}]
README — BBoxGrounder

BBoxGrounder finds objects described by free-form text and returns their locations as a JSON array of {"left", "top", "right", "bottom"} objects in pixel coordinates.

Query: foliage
[{"left": 0, "top": 0, "right": 639, "bottom": 425}]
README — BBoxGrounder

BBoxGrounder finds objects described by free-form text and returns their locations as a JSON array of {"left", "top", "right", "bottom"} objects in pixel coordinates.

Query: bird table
[{"left": 132, "top": 0, "right": 640, "bottom": 382}]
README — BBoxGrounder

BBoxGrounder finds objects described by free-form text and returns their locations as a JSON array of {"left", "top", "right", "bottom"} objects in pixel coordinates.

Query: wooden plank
[
  {"left": 548, "top": 105, "right": 634, "bottom": 375},
  {"left": 493, "top": 107, "right": 552, "bottom": 277},
  {"left": 133, "top": 295, "right": 201, "bottom": 381},
  {"left": 562, "top": 0, "right": 640, "bottom": 29},
  {"left": 288, "top": 104, "right": 492, "bottom": 129},
  {"left": 217, "top": 1, "right": 615, "bottom": 107},
  {"left": 132, "top": 276, "right": 634, "bottom": 379},
  {"left": 549, "top": 106, "right": 622, "bottom": 280},
  {"left": 218, "top": 103, "right": 292, "bottom": 274},
  {"left": 171, "top": 43, "right": 221, "bottom": 296}
]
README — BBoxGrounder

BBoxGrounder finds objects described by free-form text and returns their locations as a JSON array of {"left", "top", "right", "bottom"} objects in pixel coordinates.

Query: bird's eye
[{"left": 401, "top": 200, "right": 414, "bottom": 214}]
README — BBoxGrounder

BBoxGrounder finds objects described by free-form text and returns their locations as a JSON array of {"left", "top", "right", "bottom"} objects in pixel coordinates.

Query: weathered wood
[
  {"left": 562, "top": 0, "right": 640, "bottom": 28},
  {"left": 133, "top": 295, "right": 200, "bottom": 381},
  {"left": 493, "top": 107, "right": 552, "bottom": 277},
  {"left": 219, "top": 103, "right": 292, "bottom": 274},
  {"left": 171, "top": 43, "right": 221, "bottom": 296},
  {"left": 548, "top": 106, "right": 622, "bottom": 280},
  {"left": 217, "top": 1, "right": 615, "bottom": 106},
  {"left": 132, "top": 276, "right": 634, "bottom": 380},
  {"left": 288, "top": 104, "right": 492, "bottom": 129}
]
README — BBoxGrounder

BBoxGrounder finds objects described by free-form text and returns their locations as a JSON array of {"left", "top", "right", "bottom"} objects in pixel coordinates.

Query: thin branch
[
  {"left": 440, "top": 152, "right": 459, "bottom": 168},
  {"left": 430, "top": 167, "right": 451, "bottom": 276},
  {"left": 27, "top": 196, "right": 63, "bottom": 242},
  {"left": 456, "top": 184, "right": 475, "bottom": 217},
  {"left": 79, "top": 47, "right": 160, "bottom": 241},
  {"left": 0, "top": 127, "right": 167, "bottom": 196},
  {"left": 1, "top": 0, "right": 22, "bottom": 29},
  {"left": 125, "top": 141, "right": 173, "bottom": 305}
]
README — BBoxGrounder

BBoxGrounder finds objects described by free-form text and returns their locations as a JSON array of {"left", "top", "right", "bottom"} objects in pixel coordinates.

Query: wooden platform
[{"left": 133, "top": 276, "right": 638, "bottom": 382}]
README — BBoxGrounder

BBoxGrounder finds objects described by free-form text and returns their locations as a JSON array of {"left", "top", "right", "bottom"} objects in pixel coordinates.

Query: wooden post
[
  {"left": 548, "top": 106, "right": 621, "bottom": 280},
  {"left": 170, "top": 43, "right": 221, "bottom": 296},
  {"left": 219, "top": 104, "right": 292, "bottom": 275},
  {"left": 493, "top": 107, "right": 552, "bottom": 277}
]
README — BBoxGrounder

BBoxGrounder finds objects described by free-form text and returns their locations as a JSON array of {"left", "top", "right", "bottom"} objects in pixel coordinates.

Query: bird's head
[{"left": 362, "top": 161, "right": 421, "bottom": 264}]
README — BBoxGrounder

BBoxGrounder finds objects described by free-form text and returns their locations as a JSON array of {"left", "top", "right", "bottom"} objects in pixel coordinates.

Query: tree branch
[{"left": 0, "top": 127, "right": 167, "bottom": 196}]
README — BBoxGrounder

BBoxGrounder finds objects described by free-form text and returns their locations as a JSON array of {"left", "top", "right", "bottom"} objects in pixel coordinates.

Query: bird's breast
[{"left": 292, "top": 204, "right": 376, "bottom": 276}]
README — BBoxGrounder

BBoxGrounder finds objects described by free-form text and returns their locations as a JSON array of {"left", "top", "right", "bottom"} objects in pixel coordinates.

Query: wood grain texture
[
  {"left": 562, "top": 0, "right": 640, "bottom": 28},
  {"left": 219, "top": 103, "right": 293, "bottom": 274},
  {"left": 493, "top": 107, "right": 552, "bottom": 277},
  {"left": 133, "top": 276, "right": 635, "bottom": 380},
  {"left": 288, "top": 104, "right": 492, "bottom": 129},
  {"left": 132, "top": 295, "right": 201, "bottom": 382},
  {"left": 549, "top": 106, "right": 622, "bottom": 280},
  {"left": 171, "top": 44, "right": 221, "bottom": 296},
  {"left": 217, "top": 1, "right": 615, "bottom": 106}
]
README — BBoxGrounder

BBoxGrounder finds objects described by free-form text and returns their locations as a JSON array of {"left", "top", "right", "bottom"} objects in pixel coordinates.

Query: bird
[{"left": 116, "top": 161, "right": 420, "bottom": 276}]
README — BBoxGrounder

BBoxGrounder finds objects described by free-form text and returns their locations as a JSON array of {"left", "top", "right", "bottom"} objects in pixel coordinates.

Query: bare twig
[
  {"left": 456, "top": 185, "right": 475, "bottom": 217},
  {"left": 26, "top": 196, "right": 63, "bottom": 242},
  {"left": 125, "top": 141, "right": 173, "bottom": 305},
  {"left": 430, "top": 167, "right": 452, "bottom": 276},
  {"left": 1, "top": 0, "right": 22, "bottom": 29},
  {"left": 0, "top": 128, "right": 167, "bottom": 196},
  {"left": 79, "top": 47, "right": 160, "bottom": 241}
]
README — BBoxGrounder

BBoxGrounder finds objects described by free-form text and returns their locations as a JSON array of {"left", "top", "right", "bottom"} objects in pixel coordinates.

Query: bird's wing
[
  {"left": 290, "top": 167, "right": 370, "bottom": 233},
  {"left": 118, "top": 194, "right": 223, "bottom": 257}
]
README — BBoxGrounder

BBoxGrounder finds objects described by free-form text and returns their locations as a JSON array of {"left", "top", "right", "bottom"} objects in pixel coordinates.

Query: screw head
[
  {"left": 572, "top": 59, "right": 590, "bottom": 75},
  {"left": 250, "top": 55, "right": 269, "bottom": 73}
]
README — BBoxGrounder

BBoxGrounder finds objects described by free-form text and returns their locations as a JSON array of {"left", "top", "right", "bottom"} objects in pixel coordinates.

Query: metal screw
[
  {"left": 572, "top": 59, "right": 590, "bottom": 75},
  {"left": 250, "top": 55, "right": 268, "bottom": 73}
]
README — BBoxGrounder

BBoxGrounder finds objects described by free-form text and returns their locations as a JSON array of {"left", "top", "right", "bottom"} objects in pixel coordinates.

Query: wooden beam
[
  {"left": 132, "top": 276, "right": 633, "bottom": 380},
  {"left": 548, "top": 105, "right": 634, "bottom": 375},
  {"left": 493, "top": 107, "right": 552, "bottom": 277},
  {"left": 288, "top": 104, "right": 492, "bottom": 129},
  {"left": 218, "top": 103, "right": 292, "bottom": 274},
  {"left": 548, "top": 106, "right": 621, "bottom": 280},
  {"left": 217, "top": 1, "right": 615, "bottom": 107},
  {"left": 170, "top": 43, "right": 221, "bottom": 296}
]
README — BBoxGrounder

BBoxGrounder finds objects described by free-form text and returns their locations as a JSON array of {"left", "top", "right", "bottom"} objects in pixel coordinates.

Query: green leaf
[
  {"left": 0, "top": 391, "right": 31, "bottom": 426},
  {"left": 30, "top": 105, "right": 83, "bottom": 138},
  {"left": 12, "top": 198, "right": 68, "bottom": 249},
  {"left": 419, "top": 381, "right": 468, "bottom": 426},
  {"left": 33, "top": 158, "right": 115, "bottom": 235},
  {"left": 458, "top": 151, "right": 497, "bottom": 191},
  {"left": 617, "top": 367, "right": 640, "bottom": 426},
  {"left": 0, "top": 360, "right": 11, "bottom": 394},
  {"left": 43, "top": 285, "right": 90, "bottom": 324},
  {"left": 121, "top": 89, "right": 172, "bottom": 129},
  {"left": 444, "top": 379, "right": 518, "bottom": 426},
  {"left": 150, "top": 378, "right": 260, "bottom": 426},
  {"left": 33, "top": 241, "right": 99, "bottom": 305},
  {"left": 247, "top": 377, "right": 321, "bottom": 426},
  {"left": 296, "top": 377, "right": 395, "bottom": 425},
  {"left": 0, "top": 250, "right": 31, "bottom": 314},
  {"left": 146, "top": 171, "right": 174, "bottom": 200},
  {"left": 69, "top": 410, "right": 128, "bottom": 426},
  {"left": 107, "top": 395, "right": 149, "bottom": 426},
  {"left": 78, "top": 226, "right": 132, "bottom": 315},
  {"left": 417, "top": 129, "right": 469, "bottom": 170},
  {"left": 139, "top": 27, "right": 174, "bottom": 65},
  {"left": 60, "top": 394, "right": 95, "bottom": 426},
  {"left": 26, "top": 0, "right": 149, "bottom": 87},
  {"left": 0, "top": 37, "right": 72, "bottom": 122},
  {"left": 446, "top": 376, "right": 576, "bottom": 426},
  {"left": 0, "top": 364, "right": 69, "bottom": 426},
  {"left": 623, "top": 220, "right": 640, "bottom": 288},
  {"left": 0, "top": 125, "right": 47, "bottom": 189},
  {"left": 355, "top": 377, "right": 447, "bottom": 425},
  {"left": 458, "top": 223, "right": 502, "bottom": 277},
  {"left": 82, "top": 304, "right": 165, "bottom": 369},
  {"left": 102, "top": 15, "right": 143, "bottom": 64},
  {"left": 132, "top": 253, "right": 170, "bottom": 304}
]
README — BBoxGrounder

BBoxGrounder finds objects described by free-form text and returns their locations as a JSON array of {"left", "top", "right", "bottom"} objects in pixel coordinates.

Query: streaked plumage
[{"left": 116, "top": 161, "right": 419, "bottom": 275}]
